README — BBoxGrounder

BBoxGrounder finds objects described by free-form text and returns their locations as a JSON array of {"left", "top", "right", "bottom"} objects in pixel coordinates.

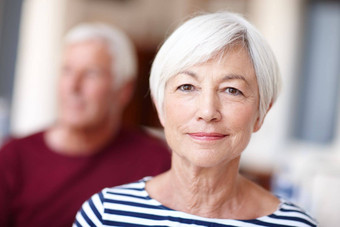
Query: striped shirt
[{"left": 73, "top": 178, "right": 317, "bottom": 227}]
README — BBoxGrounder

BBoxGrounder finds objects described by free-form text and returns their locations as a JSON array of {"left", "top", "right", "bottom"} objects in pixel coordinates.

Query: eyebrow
[
  {"left": 222, "top": 74, "right": 247, "bottom": 83},
  {"left": 178, "top": 70, "right": 197, "bottom": 78}
]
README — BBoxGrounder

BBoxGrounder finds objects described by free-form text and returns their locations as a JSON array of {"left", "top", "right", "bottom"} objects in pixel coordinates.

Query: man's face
[{"left": 58, "top": 40, "right": 121, "bottom": 130}]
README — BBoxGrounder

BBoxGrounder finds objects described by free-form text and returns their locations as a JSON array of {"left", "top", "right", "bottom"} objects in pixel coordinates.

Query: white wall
[{"left": 11, "top": 0, "right": 67, "bottom": 136}]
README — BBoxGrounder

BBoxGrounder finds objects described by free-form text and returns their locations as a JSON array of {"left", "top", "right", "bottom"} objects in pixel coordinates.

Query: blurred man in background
[{"left": 0, "top": 23, "right": 171, "bottom": 227}]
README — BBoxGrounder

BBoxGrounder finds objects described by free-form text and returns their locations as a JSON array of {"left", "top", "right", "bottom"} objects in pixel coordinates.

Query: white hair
[
  {"left": 150, "top": 11, "right": 281, "bottom": 122},
  {"left": 64, "top": 23, "right": 137, "bottom": 88}
]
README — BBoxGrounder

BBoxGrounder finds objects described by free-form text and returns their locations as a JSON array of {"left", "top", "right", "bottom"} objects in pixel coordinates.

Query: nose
[
  {"left": 196, "top": 90, "right": 221, "bottom": 122},
  {"left": 67, "top": 72, "right": 83, "bottom": 93}
]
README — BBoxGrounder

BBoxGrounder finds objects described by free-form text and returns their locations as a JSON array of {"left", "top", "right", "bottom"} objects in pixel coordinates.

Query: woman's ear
[
  {"left": 253, "top": 102, "right": 273, "bottom": 132},
  {"left": 253, "top": 116, "right": 264, "bottom": 133}
]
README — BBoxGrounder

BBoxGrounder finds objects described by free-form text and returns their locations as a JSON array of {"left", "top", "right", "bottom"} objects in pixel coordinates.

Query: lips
[{"left": 188, "top": 132, "right": 227, "bottom": 141}]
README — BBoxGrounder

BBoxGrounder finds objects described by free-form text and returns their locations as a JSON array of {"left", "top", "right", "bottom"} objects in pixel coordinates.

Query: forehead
[
  {"left": 63, "top": 40, "right": 113, "bottom": 67},
  {"left": 64, "top": 40, "right": 110, "bottom": 57},
  {"left": 172, "top": 45, "right": 256, "bottom": 83}
]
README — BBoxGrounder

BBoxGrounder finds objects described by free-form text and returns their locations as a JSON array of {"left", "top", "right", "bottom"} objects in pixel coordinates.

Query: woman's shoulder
[
  {"left": 102, "top": 178, "right": 150, "bottom": 196},
  {"left": 242, "top": 177, "right": 317, "bottom": 226},
  {"left": 95, "top": 177, "right": 152, "bottom": 207},
  {"left": 74, "top": 178, "right": 151, "bottom": 226},
  {"left": 264, "top": 197, "right": 318, "bottom": 226}
]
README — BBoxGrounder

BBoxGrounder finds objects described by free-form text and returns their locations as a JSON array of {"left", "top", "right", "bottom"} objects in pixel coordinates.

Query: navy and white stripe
[{"left": 73, "top": 178, "right": 317, "bottom": 226}]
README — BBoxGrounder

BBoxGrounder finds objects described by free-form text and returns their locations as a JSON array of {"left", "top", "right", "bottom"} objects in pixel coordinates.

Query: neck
[
  {"left": 160, "top": 157, "right": 247, "bottom": 218},
  {"left": 45, "top": 118, "right": 120, "bottom": 156},
  {"left": 147, "top": 154, "right": 280, "bottom": 219}
]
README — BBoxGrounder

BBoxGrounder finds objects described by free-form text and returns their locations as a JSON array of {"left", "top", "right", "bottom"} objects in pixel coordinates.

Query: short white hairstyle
[
  {"left": 64, "top": 23, "right": 137, "bottom": 88},
  {"left": 150, "top": 11, "right": 281, "bottom": 122}
]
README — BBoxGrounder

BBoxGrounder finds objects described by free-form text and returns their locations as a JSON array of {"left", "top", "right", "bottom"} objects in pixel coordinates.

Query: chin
[
  {"left": 180, "top": 150, "right": 228, "bottom": 168},
  {"left": 192, "top": 158, "right": 231, "bottom": 169},
  {"left": 187, "top": 147, "right": 242, "bottom": 169},
  {"left": 60, "top": 116, "right": 91, "bottom": 129}
]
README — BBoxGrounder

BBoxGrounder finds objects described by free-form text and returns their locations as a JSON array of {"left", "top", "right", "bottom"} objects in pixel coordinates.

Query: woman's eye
[
  {"left": 178, "top": 84, "right": 195, "bottom": 92},
  {"left": 225, "top": 87, "right": 243, "bottom": 96}
]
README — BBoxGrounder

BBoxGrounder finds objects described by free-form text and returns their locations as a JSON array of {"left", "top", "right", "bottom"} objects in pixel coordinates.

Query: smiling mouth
[{"left": 188, "top": 132, "right": 227, "bottom": 141}]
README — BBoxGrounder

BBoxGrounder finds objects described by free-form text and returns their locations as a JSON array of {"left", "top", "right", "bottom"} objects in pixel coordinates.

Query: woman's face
[{"left": 161, "top": 45, "right": 262, "bottom": 168}]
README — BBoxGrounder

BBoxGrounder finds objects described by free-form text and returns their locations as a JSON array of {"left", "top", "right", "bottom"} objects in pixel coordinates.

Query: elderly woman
[{"left": 74, "top": 12, "right": 317, "bottom": 226}]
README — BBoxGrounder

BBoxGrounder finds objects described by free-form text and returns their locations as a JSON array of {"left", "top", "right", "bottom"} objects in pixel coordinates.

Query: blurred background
[{"left": 0, "top": 0, "right": 339, "bottom": 225}]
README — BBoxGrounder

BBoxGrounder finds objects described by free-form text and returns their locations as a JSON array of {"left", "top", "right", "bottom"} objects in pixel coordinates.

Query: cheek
[
  {"left": 86, "top": 81, "right": 112, "bottom": 101},
  {"left": 163, "top": 105, "right": 181, "bottom": 138},
  {"left": 58, "top": 80, "right": 75, "bottom": 106},
  {"left": 58, "top": 78, "right": 71, "bottom": 94},
  {"left": 163, "top": 96, "right": 195, "bottom": 128},
  {"left": 162, "top": 98, "right": 192, "bottom": 147},
  {"left": 228, "top": 104, "right": 259, "bottom": 132}
]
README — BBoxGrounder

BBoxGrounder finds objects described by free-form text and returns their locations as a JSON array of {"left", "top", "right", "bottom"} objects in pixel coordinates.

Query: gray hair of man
[
  {"left": 64, "top": 23, "right": 138, "bottom": 89},
  {"left": 150, "top": 11, "right": 281, "bottom": 123}
]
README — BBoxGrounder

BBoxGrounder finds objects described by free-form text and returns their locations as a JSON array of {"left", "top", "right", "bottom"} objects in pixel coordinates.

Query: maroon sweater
[{"left": 0, "top": 128, "right": 171, "bottom": 227}]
